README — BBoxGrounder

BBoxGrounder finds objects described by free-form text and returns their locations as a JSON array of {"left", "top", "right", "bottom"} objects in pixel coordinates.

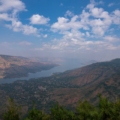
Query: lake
[{"left": 0, "top": 60, "right": 88, "bottom": 84}]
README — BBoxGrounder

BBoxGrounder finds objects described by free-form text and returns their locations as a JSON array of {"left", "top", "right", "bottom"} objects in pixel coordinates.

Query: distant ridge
[
  {"left": 0, "top": 54, "right": 29, "bottom": 60},
  {"left": 0, "top": 54, "right": 57, "bottom": 79}
]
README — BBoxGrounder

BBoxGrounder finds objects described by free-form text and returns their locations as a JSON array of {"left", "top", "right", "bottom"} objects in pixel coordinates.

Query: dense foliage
[{"left": 3, "top": 96, "right": 120, "bottom": 120}]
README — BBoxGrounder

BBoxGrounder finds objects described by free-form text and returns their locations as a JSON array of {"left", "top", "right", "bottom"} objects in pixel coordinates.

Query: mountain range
[{"left": 0, "top": 58, "right": 120, "bottom": 116}]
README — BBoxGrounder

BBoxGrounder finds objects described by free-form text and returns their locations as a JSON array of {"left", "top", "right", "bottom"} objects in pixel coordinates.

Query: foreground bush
[{"left": 3, "top": 96, "right": 120, "bottom": 120}]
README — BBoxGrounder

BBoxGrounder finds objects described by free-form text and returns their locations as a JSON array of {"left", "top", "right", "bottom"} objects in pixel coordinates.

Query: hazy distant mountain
[
  {"left": 0, "top": 55, "right": 57, "bottom": 79},
  {"left": 0, "top": 58, "right": 120, "bottom": 116}
]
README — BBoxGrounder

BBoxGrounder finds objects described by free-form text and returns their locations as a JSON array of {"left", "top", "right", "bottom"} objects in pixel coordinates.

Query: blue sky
[{"left": 0, "top": 0, "right": 120, "bottom": 61}]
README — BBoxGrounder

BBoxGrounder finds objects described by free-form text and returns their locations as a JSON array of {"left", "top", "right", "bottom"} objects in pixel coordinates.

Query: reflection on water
[{"left": 0, "top": 60, "right": 85, "bottom": 84}]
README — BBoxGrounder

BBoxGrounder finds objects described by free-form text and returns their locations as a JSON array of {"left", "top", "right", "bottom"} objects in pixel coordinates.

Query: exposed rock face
[{"left": 0, "top": 55, "right": 57, "bottom": 79}]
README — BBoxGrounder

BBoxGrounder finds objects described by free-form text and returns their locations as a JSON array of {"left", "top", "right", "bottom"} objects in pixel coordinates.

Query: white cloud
[
  {"left": 108, "top": 3, "right": 114, "bottom": 7},
  {"left": 0, "top": 0, "right": 25, "bottom": 22},
  {"left": 113, "top": 10, "right": 120, "bottom": 17},
  {"left": 0, "top": 0, "right": 40, "bottom": 36},
  {"left": 89, "top": 18, "right": 111, "bottom": 36},
  {"left": 0, "top": 0, "right": 120, "bottom": 55},
  {"left": 86, "top": 32, "right": 90, "bottom": 37},
  {"left": 0, "top": 42, "right": 11, "bottom": 47},
  {"left": 85, "top": 3, "right": 112, "bottom": 36},
  {"left": 37, "top": 28, "right": 118, "bottom": 53},
  {"left": 104, "top": 36, "right": 119, "bottom": 42},
  {"left": 60, "top": 3, "right": 63, "bottom": 6},
  {"left": 51, "top": 17, "right": 69, "bottom": 31},
  {"left": 46, "top": 1, "right": 120, "bottom": 55},
  {"left": 36, "top": 35, "right": 119, "bottom": 53},
  {"left": 65, "top": 10, "right": 74, "bottom": 17},
  {"left": 51, "top": 16, "right": 84, "bottom": 32},
  {"left": 98, "top": 1, "right": 104, "bottom": 5},
  {"left": 89, "top": 7, "right": 104, "bottom": 18},
  {"left": 0, "top": 13, "right": 11, "bottom": 21},
  {"left": 51, "top": 1, "right": 120, "bottom": 37},
  {"left": 0, "top": 0, "right": 25, "bottom": 12},
  {"left": 6, "top": 20, "right": 39, "bottom": 36},
  {"left": 43, "top": 34, "right": 48, "bottom": 38},
  {"left": 30, "top": 14, "right": 50, "bottom": 25},
  {"left": 111, "top": 10, "right": 120, "bottom": 24},
  {"left": 19, "top": 41, "right": 32, "bottom": 46},
  {"left": 23, "top": 25, "right": 38, "bottom": 35}
]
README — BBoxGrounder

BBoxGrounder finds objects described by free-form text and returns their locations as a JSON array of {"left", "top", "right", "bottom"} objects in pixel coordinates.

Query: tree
[
  {"left": 50, "top": 102, "right": 75, "bottom": 120},
  {"left": 98, "top": 95, "right": 114, "bottom": 120},
  {"left": 3, "top": 98, "right": 21, "bottom": 120},
  {"left": 25, "top": 103, "right": 49, "bottom": 120},
  {"left": 76, "top": 100, "right": 98, "bottom": 120},
  {"left": 110, "top": 98, "right": 120, "bottom": 120}
]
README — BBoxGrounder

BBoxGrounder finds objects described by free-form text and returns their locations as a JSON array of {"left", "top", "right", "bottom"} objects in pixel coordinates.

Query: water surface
[{"left": 0, "top": 60, "right": 86, "bottom": 84}]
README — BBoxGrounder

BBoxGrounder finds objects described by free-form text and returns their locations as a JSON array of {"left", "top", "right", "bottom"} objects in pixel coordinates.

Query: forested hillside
[{"left": 0, "top": 58, "right": 120, "bottom": 119}]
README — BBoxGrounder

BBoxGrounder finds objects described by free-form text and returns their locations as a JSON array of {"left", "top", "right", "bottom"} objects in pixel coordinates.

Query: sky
[{"left": 0, "top": 0, "right": 120, "bottom": 61}]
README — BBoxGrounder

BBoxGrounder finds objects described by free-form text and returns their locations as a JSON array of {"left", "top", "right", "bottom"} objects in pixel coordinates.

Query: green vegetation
[
  {"left": 3, "top": 98, "right": 21, "bottom": 120},
  {"left": 2, "top": 96, "right": 120, "bottom": 120}
]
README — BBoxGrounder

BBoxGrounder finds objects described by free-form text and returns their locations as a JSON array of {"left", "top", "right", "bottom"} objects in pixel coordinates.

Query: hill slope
[
  {"left": 0, "top": 55, "right": 57, "bottom": 78},
  {"left": 49, "top": 58, "right": 120, "bottom": 104},
  {"left": 0, "top": 58, "right": 120, "bottom": 114},
  {"left": 61, "top": 58, "right": 120, "bottom": 86}
]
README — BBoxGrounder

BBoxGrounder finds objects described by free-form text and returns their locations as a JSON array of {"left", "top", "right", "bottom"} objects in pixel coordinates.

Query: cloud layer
[
  {"left": 51, "top": 2, "right": 120, "bottom": 37},
  {"left": 36, "top": 0, "right": 120, "bottom": 59},
  {"left": 0, "top": 0, "right": 120, "bottom": 60}
]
